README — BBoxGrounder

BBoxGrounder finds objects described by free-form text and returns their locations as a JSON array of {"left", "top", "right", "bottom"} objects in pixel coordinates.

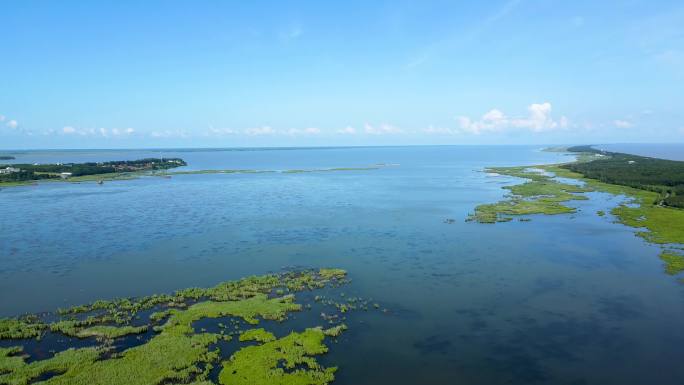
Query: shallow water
[{"left": 2, "top": 145, "right": 684, "bottom": 385}]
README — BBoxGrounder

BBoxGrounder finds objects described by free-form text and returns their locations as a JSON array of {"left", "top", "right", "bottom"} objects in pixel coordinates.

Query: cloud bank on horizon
[{"left": 1, "top": 0, "right": 683, "bottom": 148}]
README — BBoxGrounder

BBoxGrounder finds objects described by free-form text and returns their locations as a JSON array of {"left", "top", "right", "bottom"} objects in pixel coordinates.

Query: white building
[{"left": 0, "top": 167, "right": 20, "bottom": 174}]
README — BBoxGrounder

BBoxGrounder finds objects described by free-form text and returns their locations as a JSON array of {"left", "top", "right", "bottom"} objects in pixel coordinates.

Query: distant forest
[{"left": 564, "top": 146, "right": 684, "bottom": 208}]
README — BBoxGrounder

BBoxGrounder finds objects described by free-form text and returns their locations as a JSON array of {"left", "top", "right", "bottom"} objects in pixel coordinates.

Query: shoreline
[{"left": 468, "top": 147, "right": 684, "bottom": 278}]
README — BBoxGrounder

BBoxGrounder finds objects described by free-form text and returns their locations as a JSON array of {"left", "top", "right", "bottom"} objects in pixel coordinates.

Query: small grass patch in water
[
  {"left": 323, "top": 324, "right": 347, "bottom": 337},
  {"left": 162, "top": 294, "right": 301, "bottom": 334},
  {"left": 219, "top": 328, "right": 337, "bottom": 385},
  {"left": 0, "top": 318, "right": 46, "bottom": 340},
  {"left": 238, "top": 328, "right": 276, "bottom": 343},
  {"left": 75, "top": 325, "right": 148, "bottom": 339},
  {"left": 660, "top": 252, "right": 684, "bottom": 275}
]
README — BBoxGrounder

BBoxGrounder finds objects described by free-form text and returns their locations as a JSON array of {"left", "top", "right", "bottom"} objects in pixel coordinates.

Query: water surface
[
  {"left": 599, "top": 143, "right": 684, "bottom": 161},
  {"left": 1, "top": 145, "right": 683, "bottom": 385}
]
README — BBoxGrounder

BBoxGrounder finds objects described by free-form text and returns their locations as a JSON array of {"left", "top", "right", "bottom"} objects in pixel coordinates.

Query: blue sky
[{"left": 1, "top": 0, "right": 683, "bottom": 148}]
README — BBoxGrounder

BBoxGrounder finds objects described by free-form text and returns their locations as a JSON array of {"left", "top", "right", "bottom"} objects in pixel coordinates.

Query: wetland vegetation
[
  {"left": 0, "top": 268, "right": 382, "bottom": 385},
  {"left": 469, "top": 146, "right": 684, "bottom": 277},
  {"left": 563, "top": 145, "right": 684, "bottom": 209},
  {"left": 467, "top": 166, "right": 592, "bottom": 223},
  {"left": 659, "top": 252, "right": 684, "bottom": 276}
]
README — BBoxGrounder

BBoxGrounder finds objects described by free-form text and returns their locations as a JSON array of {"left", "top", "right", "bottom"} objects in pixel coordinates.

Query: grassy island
[
  {"left": 0, "top": 268, "right": 381, "bottom": 385},
  {"left": 468, "top": 146, "right": 684, "bottom": 277}
]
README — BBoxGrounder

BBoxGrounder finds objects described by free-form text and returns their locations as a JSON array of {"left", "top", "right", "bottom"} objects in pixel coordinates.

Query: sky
[{"left": 1, "top": 0, "right": 683, "bottom": 149}]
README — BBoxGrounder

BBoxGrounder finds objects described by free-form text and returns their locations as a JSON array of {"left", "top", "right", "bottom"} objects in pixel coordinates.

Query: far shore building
[
  {"left": 0, "top": 167, "right": 20, "bottom": 174},
  {"left": 60, "top": 172, "right": 73, "bottom": 179}
]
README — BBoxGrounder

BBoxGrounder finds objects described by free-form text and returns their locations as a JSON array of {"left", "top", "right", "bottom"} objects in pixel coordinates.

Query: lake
[{"left": 1, "top": 145, "right": 683, "bottom": 384}]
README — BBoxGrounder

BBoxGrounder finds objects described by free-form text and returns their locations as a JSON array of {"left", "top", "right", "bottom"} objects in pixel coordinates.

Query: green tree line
[{"left": 564, "top": 146, "right": 684, "bottom": 208}]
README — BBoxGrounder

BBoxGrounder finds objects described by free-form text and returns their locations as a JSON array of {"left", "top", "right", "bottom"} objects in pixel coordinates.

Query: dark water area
[
  {"left": 598, "top": 143, "right": 684, "bottom": 161},
  {"left": 2, "top": 145, "right": 684, "bottom": 384}
]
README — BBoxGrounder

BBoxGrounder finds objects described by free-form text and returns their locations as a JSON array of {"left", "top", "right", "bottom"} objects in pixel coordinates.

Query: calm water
[
  {"left": 600, "top": 143, "right": 684, "bottom": 161},
  {"left": 1, "top": 145, "right": 683, "bottom": 385}
]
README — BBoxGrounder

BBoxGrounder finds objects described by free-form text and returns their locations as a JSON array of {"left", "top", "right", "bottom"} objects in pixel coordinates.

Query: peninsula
[
  {"left": 468, "top": 146, "right": 684, "bottom": 278},
  {"left": 0, "top": 158, "right": 187, "bottom": 186}
]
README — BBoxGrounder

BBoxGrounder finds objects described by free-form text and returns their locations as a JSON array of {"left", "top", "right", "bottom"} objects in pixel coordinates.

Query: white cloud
[
  {"left": 422, "top": 126, "right": 457, "bottom": 135},
  {"left": 244, "top": 126, "right": 276, "bottom": 136},
  {"left": 150, "top": 129, "right": 188, "bottom": 138},
  {"left": 457, "top": 109, "right": 508, "bottom": 135},
  {"left": 6, "top": 120, "right": 18, "bottom": 129},
  {"left": 613, "top": 119, "right": 634, "bottom": 128},
  {"left": 207, "top": 125, "right": 237, "bottom": 136},
  {"left": 285, "top": 127, "right": 320, "bottom": 136},
  {"left": 364, "top": 123, "right": 402, "bottom": 135},
  {"left": 61, "top": 125, "right": 135, "bottom": 137},
  {"left": 513, "top": 102, "right": 567, "bottom": 132},
  {"left": 456, "top": 102, "right": 568, "bottom": 135},
  {"left": 336, "top": 126, "right": 357, "bottom": 135}
]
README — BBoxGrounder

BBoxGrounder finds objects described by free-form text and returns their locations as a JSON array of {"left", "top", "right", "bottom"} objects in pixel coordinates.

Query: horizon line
[{"left": 2, "top": 142, "right": 683, "bottom": 152}]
